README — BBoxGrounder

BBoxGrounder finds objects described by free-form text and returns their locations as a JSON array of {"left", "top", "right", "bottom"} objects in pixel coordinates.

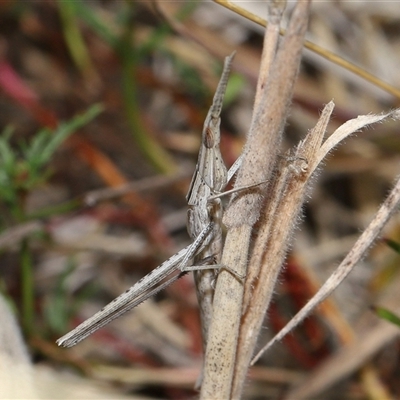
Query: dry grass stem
[
  {"left": 232, "top": 102, "right": 334, "bottom": 397},
  {"left": 252, "top": 0, "right": 285, "bottom": 111},
  {"left": 200, "top": 1, "right": 311, "bottom": 398}
]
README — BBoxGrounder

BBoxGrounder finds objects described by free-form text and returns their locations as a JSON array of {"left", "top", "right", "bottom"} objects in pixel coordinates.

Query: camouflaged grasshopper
[{"left": 57, "top": 53, "right": 239, "bottom": 349}]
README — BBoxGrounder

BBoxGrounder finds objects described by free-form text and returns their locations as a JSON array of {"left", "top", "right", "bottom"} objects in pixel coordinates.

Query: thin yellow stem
[{"left": 214, "top": 0, "right": 400, "bottom": 99}]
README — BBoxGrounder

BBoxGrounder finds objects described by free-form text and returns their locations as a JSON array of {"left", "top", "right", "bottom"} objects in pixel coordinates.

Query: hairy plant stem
[{"left": 200, "top": 1, "right": 311, "bottom": 398}]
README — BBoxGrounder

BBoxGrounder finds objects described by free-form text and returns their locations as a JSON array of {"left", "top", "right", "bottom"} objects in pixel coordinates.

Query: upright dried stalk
[
  {"left": 232, "top": 102, "right": 334, "bottom": 397},
  {"left": 200, "top": 1, "right": 311, "bottom": 398}
]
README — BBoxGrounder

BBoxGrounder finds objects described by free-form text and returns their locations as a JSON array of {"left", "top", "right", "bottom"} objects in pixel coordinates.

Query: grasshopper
[
  {"left": 186, "top": 53, "right": 235, "bottom": 345},
  {"left": 56, "top": 54, "right": 238, "bottom": 349}
]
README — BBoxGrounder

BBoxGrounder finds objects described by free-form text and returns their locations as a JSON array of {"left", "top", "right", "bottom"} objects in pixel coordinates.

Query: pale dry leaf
[{"left": 315, "top": 110, "right": 400, "bottom": 172}]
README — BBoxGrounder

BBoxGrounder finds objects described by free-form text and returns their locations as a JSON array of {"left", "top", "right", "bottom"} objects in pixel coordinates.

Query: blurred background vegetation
[{"left": 1, "top": 1, "right": 400, "bottom": 399}]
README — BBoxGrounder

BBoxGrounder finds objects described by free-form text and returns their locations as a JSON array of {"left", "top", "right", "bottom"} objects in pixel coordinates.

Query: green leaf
[
  {"left": 0, "top": 104, "right": 103, "bottom": 216},
  {"left": 384, "top": 238, "right": 400, "bottom": 254},
  {"left": 26, "top": 103, "right": 103, "bottom": 169},
  {"left": 372, "top": 305, "right": 400, "bottom": 328}
]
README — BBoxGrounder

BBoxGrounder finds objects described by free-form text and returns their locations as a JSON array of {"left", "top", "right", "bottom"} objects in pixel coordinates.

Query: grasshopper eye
[{"left": 205, "top": 126, "right": 215, "bottom": 148}]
